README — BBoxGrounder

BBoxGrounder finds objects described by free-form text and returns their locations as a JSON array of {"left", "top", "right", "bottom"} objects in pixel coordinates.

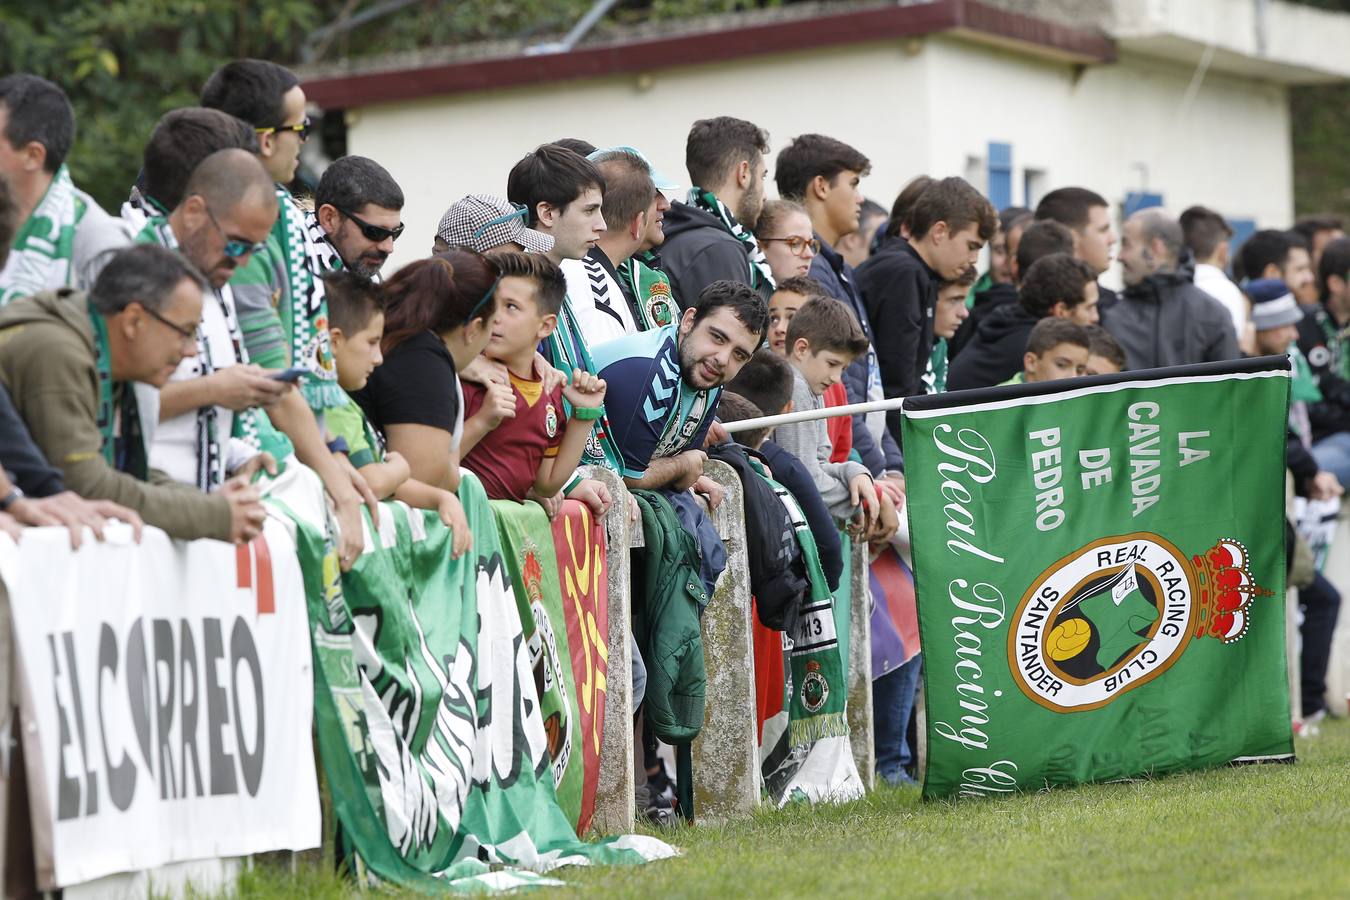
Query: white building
[{"left": 299, "top": 0, "right": 1350, "bottom": 274}]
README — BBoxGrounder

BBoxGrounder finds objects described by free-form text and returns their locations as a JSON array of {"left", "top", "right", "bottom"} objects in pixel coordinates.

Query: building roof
[{"left": 300, "top": 0, "right": 1115, "bottom": 109}]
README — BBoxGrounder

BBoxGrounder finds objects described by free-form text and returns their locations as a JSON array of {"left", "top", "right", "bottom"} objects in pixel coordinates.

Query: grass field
[{"left": 238, "top": 718, "right": 1350, "bottom": 898}]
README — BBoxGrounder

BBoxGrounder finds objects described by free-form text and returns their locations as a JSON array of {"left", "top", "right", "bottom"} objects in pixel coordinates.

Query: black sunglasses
[
  {"left": 341, "top": 208, "right": 405, "bottom": 243},
  {"left": 255, "top": 117, "right": 312, "bottom": 141}
]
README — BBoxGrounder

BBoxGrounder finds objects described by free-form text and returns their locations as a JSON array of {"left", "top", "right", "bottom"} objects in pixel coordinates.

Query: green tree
[{"left": 1, "top": 0, "right": 790, "bottom": 211}]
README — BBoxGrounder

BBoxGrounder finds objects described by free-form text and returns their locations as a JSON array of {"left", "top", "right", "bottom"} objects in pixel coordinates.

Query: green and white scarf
[
  {"left": 1314, "top": 305, "right": 1350, "bottom": 381},
  {"left": 0, "top": 165, "right": 86, "bottom": 306},
  {"left": 688, "top": 187, "right": 775, "bottom": 291},
  {"left": 133, "top": 217, "right": 263, "bottom": 490},
  {"left": 617, "top": 252, "right": 677, "bottom": 330},
  {"left": 923, "top": 337, "right": 948, "bottom": 395},
  {"left": 88, "top": 299, "right": 147, "bottom": 480},
  {"left": 275, "top": 188, "right": 346, "bottom": 411}
]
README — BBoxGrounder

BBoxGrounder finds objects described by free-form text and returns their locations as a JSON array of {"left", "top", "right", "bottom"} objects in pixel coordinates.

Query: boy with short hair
[
  {"left": 927, "top": 267, "right": 975, "bottom": 394},
  {"left": 774, "top": 297, "right": 879, "bottom": 529},
  {"left": 459, "top": 251, "right": 609, "bottom": 506},
  {"left": 724, "top": 353, "right": 844, "bottom": 591},
  {"left": 766, "top": 274, "right": 829, "bottom": 355},
  {"left": 325, "top": 271, "right": 473, "bottom": 554},
  {"left": 1009, "top": 318, "right": 1090, "bottom": 384},
  {"left": 1083, "top": 325, "right": 1126, "bottom": 376}
]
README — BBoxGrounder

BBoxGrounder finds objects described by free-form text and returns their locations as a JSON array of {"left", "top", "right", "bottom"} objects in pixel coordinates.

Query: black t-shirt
[{"left": 353, "top": 331, "right": 459, "bottom": 434}]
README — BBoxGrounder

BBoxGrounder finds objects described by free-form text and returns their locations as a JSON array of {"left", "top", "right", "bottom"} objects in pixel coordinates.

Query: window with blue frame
[{"left": 987, "top": 142, "right": 1011, "bottom": 211}]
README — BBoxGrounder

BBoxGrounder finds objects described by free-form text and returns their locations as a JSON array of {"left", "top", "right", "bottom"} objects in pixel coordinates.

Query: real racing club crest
[
  {"left": 1008, "top": 533, "right": 1271, "bottom": 712},
  {"left": 645, "top": 281, "right": 674, "bottom": 328},
  {"left": 544, "top": 402, "right": 559, "bottom": 439},
  {"left": 800, "top": 660, "right": 829, "bottom": 713}
]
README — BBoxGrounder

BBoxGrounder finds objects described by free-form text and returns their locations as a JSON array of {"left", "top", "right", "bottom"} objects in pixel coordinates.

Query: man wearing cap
[
  {"left": 432, "top": 194, "right": 554, "bottom": 256},
  {"left": 1248, "top": 276, "right": 1344, "bottom": 730},
  {"left": 1104, "top": 208, "right": 1239, "bottom": 370},
  {"left": 562, "top": 149, "right": 679, "bottom": 344}
]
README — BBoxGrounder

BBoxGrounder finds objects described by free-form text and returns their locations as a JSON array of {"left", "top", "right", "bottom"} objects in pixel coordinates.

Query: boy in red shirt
[{"left": 460, "top": 252, "right": 609, "bottom": 510}]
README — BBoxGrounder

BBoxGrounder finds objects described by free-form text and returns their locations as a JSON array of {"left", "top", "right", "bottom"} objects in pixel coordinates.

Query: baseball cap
[
  {"left": 436, "top": 195, "right": 554, "bottom": 254},
  {"left": 1245, "top": 278, "right": 1303, "bottom": 331},
  {"left": 588, "top": 145, "right": 682, "bottom": 194}
]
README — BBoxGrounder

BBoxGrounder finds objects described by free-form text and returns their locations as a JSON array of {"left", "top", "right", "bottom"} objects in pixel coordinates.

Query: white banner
[{"left": 0, "top": 471, "right": 321, "bottom": 889}]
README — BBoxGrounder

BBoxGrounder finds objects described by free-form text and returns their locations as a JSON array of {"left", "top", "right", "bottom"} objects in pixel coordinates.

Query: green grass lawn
[{"left": 239, "top": 717, "right": 1350, "bottom": 898}]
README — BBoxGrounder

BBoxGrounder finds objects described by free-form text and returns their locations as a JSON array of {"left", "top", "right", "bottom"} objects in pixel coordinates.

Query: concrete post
[
  {"left": 589, "top": 467, "right": 635, "bottom": 833},
  {"left": 846, "top": 537, "right": 875, "bottom": 789},
  {"left": 690, "top": 460, "right": 760, "bottom": 821},
  {"left": 1323, "top": 516, "right": 1350, "bottom": 717}
]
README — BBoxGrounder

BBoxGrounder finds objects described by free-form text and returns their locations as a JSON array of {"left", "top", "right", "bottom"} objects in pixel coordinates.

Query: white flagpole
[{"left": 720, "top": 396, "right": 909, "bottom": 434}]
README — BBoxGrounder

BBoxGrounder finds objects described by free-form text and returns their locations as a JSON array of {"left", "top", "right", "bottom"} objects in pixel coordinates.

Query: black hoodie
[
  {"left": 950, "top": 281, "right": 1018, "bottom": 359},
  {"left": 659, "top": 201, "right": 773, "bottom": 309},
  {"left": 946, "top": 302, "right": 1040, "bottom": 391}
]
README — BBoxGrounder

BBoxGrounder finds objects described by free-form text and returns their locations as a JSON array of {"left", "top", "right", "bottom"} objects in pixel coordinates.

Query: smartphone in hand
[{"left": 269, "top": 366, "right": 310, "bottom": 383}]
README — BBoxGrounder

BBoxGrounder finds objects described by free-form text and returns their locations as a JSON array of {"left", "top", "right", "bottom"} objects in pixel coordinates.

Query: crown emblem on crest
[{"left": 1191, "top": 538, "right": 1272, "bottom": 643}]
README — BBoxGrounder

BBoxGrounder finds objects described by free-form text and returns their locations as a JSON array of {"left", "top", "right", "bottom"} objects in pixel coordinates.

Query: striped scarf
[
  {"left": 0, "top": 165, "right": 85, "bottom": 305},
  {"left": 133, "top": 217, "right": 262, "bottom": 490},
  {"left": 688, "top": 186, "right": 775, "bottom": 291},
  {"left": 277, "top": 189, "right": 346, "bottom": 411}
]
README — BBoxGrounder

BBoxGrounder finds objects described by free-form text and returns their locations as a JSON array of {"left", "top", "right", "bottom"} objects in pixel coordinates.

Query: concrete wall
[{"left": 345, "top": 32, "right": 1293, "bottom": 276}]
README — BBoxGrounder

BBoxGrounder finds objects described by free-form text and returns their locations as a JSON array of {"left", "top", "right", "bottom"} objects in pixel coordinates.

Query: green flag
[
  {"left": 900, "top": 358, "right": 1294, "bottom": 799},
  {"left": 272, "top": 470, "right": 673, "bottom": 890}
]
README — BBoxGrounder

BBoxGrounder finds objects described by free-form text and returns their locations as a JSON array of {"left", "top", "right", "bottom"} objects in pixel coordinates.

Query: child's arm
[
  {"left": 459, "top": 380, "right": 516, "bottom": 457},
  {"left": 534, "top": 369, "right": 606, "bottom": 498},
  {"left": 393, "top": 477, "right": 472, "bottom": 559},
  {"left": 356, "top": 450, "right": 411, "bottom": 500}
]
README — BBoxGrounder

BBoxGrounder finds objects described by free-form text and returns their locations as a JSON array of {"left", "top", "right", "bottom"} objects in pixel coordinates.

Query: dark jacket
[
  {"left": 1103, "top": 267, "right": 1239, "bottom": 370},
  {"left": 950, "top": 281, "right": 1017, "bottom": 359},
  {"left": 809, "top": 238, "right": 904, "bottom": 474},
  {"left": 855, "top": 235, "right": 938, "bottom": 438},
  {"left": 660, "top": 201, "right": 773, "bottom": 310},
  {"left": 0, "top": 381, "right": 65, "bottom": 496},
  {"left": 631, "top": 488, "right": 707, "bottom": 743},
  {"left": 707, "top": 441, "right": 809, "bottom": 630},
  {"left": 758, "top": 439, "right": 843, "bottom": 592},
  {"left": 946, "top": 302, "right": 1040, "bottom": 391},
  {"left": 1295, "top": 305, "right": 1350, "bottom": 443}
]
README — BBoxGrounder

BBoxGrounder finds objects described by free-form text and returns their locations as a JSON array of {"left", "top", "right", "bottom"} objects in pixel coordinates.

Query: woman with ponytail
[{"left": 354, "top": 248, "right": 500, "bottom": 494}]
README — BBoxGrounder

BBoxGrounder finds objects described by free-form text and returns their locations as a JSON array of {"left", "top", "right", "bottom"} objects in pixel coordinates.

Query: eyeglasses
[
  {"left": 341, "top": 208, "right": 405, "bottom": 243},
  {"left": 760, "top": 236, "right": 820, "bottom": 257},
  {"left": 141, "top": 304, "right": 199, "bottom": 346},
  {"left": 255, "top": 117, "right": 312, "bottom": 141},
  {"left": 204, "top": 207, "right": 267, "bottom": 259}
]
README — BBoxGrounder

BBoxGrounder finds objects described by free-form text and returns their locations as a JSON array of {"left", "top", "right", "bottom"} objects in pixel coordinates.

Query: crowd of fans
[{"left": 0, "top": 59, "right": 1344, "bottom": 823}]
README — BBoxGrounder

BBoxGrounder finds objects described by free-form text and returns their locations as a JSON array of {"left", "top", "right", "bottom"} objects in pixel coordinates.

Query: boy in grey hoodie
[{"left": 771, "top": 296, "right": 880, "bottom": 532}]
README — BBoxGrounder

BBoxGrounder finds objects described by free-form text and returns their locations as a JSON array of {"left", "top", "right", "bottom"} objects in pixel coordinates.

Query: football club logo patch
[
  {"left": 545, "top": 403, "right": 559, "bottom": 439},
  {"left": 801, "top": 660, "right": 828, "bottom": 713},
  {"left": 1009, "top": 533, "right": 1271, "bottom": 712}
]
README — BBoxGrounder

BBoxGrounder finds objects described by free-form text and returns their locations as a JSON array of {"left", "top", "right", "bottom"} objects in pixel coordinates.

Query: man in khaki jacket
[{"left": 0, "top": 243, "right": 265, "bottom": 542}]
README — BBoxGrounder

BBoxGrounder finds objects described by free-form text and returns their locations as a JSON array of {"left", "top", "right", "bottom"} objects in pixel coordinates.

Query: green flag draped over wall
[
  {"left": 273, "top": 470, "right": 672, "bottom": 890},
  {"left": 901, "top": 358, "right": 1295, "bottom": 800}
]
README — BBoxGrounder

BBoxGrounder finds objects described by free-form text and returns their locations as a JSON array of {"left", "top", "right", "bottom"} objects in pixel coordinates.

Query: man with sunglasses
[
  {"left": 313, "top": 155, "right": 406, "bottom": 280},
  {"left": 134, "top": 146, "right": 376, "bottom": 569}
]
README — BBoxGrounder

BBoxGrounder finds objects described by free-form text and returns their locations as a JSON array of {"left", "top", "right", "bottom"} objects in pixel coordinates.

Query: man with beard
[
  {"left": 589, "top": 279, "right": 766, "bottom": 493},
  {"left": 660, "top": 117, "right": 774, "bottom": 309},
  {"left": 313, "top": 155, "right": 405, "bottom": 280},
  {"left": 1106, "top": 208, "right": 1238, "bottom": 369}
]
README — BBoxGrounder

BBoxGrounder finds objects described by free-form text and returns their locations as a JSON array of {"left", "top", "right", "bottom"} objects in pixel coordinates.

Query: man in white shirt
[{"left": 1181, "top": 205, "right": 1250, "bottom": 351}]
